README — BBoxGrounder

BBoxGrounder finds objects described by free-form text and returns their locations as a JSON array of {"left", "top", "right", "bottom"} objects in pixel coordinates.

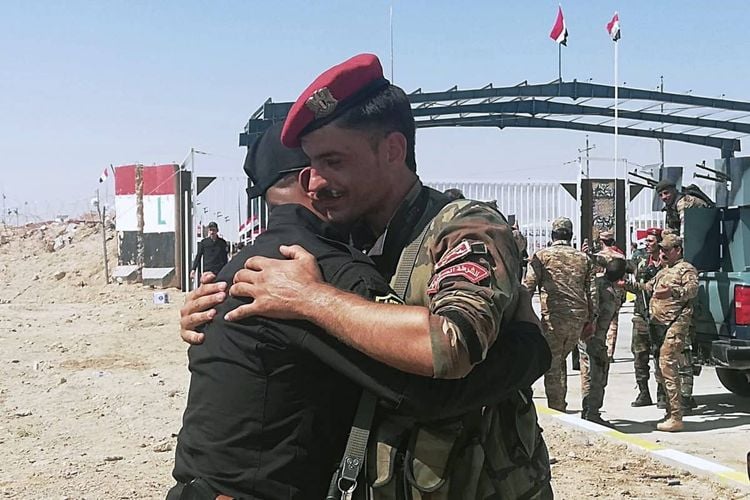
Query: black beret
[{"left": 244, "top": 122, "right": 310, "bottom": 199}]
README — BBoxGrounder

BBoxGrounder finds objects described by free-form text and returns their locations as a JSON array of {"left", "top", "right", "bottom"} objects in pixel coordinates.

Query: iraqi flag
[
  {"left": 98, "top": 167, "right": 109, "bottom": 183},
  {"left": 607, "top": 12, "right": 621, "bottom": 41},
  {"left": 549, "top": 6, "right": 568, "bottom": 46}
]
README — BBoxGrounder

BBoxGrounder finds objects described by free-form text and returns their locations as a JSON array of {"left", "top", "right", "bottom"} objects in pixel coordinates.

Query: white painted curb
[{"left": 536, "top": 403, "right": 750, "bottom": 492}]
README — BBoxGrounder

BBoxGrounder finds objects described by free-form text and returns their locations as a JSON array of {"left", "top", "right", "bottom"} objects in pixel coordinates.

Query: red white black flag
[
  {"left": 98, "top": 167, "right": 109, "bottom": 183},
  {"left": 549, "top": 6, "right": 568, "bottom": 46},
  {"left": 607, "top": 12, "right": 621, "bottom": 41}
]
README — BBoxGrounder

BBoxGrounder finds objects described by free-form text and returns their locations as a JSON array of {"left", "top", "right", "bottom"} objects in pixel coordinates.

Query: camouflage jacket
[
  {"left": 384, "top": 182, "right": 521, "bottom": 379},
  {"left": 594, "top": 276, "right": 620, "bottom": 335},
  {"left": 665, "top": 194, "right": 710, "bottom": 235},
  {"left": 644, "top": 259, "right": 699, "bottom": 327},
  {"left": 524, "top": 240, "right": 596, "bottom": 321},
  {"left": 365, "top": 181, "right": 550, "bottom": 499},
  {"left": 626, "top": 252, "right": 663, "bottom": 318}
]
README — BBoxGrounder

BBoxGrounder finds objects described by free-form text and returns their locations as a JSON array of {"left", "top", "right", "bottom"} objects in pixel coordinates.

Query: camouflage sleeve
[
  {"left": 523, "top": 252, "right": 542, "bottom": 292},
  {"left": 424, "top": 202, "right": 520, "bottom": 379},
  {"left": 677, "top": 265, "right": 699, "bottom": 302},
  {"left": 587, "top": 258, "right": 598, "bottom": 321}
]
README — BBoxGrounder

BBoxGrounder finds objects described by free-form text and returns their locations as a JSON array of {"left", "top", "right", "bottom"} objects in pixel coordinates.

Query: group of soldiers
[{"left": 522, "top": 177, "right": 708, "bottom": 432}]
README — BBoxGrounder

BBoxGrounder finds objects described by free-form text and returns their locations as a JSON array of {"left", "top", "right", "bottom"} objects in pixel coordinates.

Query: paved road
[{"left": 532, "top": 302, "right": 750, "bottom": 475}]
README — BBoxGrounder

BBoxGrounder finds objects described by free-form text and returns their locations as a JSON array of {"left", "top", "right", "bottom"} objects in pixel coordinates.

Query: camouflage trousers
[
  {"left": 656, "top": 322, "right": 690, "bottom": 419},
  {"left": 541, "top": 313, "right": 587, "bottom": 411},
  {"left": 578, "top": 327, "right": 610, "bottom": 416},
  {"left": 631, "top": 314, "right": 652, "bottom": 383},
  {"left": 605, "top": 299, "right": 623, "bottom": 358}
]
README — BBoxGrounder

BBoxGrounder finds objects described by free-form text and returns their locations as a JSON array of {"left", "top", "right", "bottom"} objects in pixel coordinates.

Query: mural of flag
[
  {"left": 98, "top": 167, "right": 109, "bottom": 183},
  {"left": 549, "top": 6, "right": 568, "bottom": 46},
  {"left": 607, "top": 12, "right": 621, "bottom": 41}
]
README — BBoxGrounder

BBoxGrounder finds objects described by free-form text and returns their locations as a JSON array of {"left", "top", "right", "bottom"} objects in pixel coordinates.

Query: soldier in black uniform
[
  {"left": 190, "top": 221, "right": 229, "bottom": 278},
  {"left": 169, "top": 123, "right": 550, "bottom": 499}
]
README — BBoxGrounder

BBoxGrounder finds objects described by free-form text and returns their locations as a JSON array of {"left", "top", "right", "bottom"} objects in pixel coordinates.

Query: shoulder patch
[
  {"left": 427, "top": 261, "right": 491, "bottom": 295},
  {"left": 435, "top": 240, "right": 487, "bottom": 270}
]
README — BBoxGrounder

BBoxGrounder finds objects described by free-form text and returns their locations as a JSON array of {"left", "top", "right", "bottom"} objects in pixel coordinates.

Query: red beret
[
  {"left": 645, "top": 227, "right": 663, "bottom": 238},
  {"left": 281, "top": 53, "right": 389, "bottom": 147}
]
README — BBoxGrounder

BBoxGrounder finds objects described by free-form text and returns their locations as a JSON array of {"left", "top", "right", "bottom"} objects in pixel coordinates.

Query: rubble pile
[{"left": 0, "top": 218, "right": 117, "bottom": 304}]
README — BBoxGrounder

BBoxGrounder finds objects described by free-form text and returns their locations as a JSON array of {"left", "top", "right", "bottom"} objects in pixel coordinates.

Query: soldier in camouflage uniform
[
  {"left": 578, "top": 258, "right": 626, "bottom": 426},
  {"left": 625, "top": 227, "right": 664, "bottom": 407},
  {"left": 596, "top": 230, "right": 627, "bottom": 361},
  {"left": 636, "top": 234, "right": 698, "bottom": 432},
  {"left": 525, "top": 217, "right": 597, "bottom": 412},
  {"left": 221, "top": 54, "right": 553, "bottom": 499},
  {"left": 656, "top": 179, "right": 706, "bottom": 410},
  {"left": 656, "top": 179, "right": 710, "bottom": 236},
  {"left": 512, "top": 221, "right": 529, "bottom": 282}
]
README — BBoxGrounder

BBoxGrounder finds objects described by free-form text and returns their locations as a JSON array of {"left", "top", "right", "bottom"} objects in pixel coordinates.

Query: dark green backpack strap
[{"left": 328, "top": 390, "right": 378, "bottom": 499}]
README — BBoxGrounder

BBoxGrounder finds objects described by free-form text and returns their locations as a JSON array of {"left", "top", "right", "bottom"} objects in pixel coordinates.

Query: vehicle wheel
[{"left": 716, "top": 368, "right": 750, "bottom": 397}]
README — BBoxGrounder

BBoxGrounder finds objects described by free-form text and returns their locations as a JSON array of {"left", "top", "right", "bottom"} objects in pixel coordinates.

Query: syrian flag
[
  {"left": 98, "top": 167, "right": 109, "bottom": 183},
  {"left": 549, "top": 6, "right": 568, "bottom": 46},
  {"left": 607, "top": 12, "right": 621, "bottom": 41}
]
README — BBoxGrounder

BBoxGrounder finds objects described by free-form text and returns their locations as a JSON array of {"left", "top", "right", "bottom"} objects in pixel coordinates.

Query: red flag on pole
[
  {"left": 98, "top": 167, "right": 109, "bottom": 183},
  {"left": 606, "top": 12, "right": 621, "bottom": 41},
  {"left": 549, "top": 6, "right": 568, "bottom": 46}
]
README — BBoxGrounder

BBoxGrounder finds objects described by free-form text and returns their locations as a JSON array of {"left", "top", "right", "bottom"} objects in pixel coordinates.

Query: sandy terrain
[{"left": 0, "top": 223, "right": 746, "bottom": 499}]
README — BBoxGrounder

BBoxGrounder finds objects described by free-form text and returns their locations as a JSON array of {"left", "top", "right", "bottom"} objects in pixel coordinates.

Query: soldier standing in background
[
  {"left": 641, "top": 234, "right": 698, "bottom": 432},
  {"left": 525, "top": 217, "right": 597, "bottom": 412},
  {"left": 190, "top": 221, "right": 229, "bottom": 279},
  {"left": 626, "top": 227, "right": 664, "bottom": 407},
  {"left": 579, "top": 258, "right": 626, "bottom": 426},
  {"left": 596, "top": 230, "right": 626, "bottom": 362},
  {"left": 655, "top": 179, "right": 710, "bottom": 236},
  {"left": 512, "top": 220, "right": 529, "bottom": 282}
]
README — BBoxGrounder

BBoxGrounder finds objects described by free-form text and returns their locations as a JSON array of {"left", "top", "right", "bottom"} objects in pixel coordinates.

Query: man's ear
[{"left": 384, "top": 131, "right": 407, "bottom": 166}]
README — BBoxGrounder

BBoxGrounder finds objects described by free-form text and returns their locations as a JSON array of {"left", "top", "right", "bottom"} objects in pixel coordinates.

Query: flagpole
[
  {"left": 614, "top": 35, "right": 620, "bottom": 243},
  {"left": 558, "top": 43, "right": 562, "bottom": 81}
]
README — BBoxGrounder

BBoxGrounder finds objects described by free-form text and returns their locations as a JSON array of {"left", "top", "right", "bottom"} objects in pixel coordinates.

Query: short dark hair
[
  {"left": 331, "top": 85, "right": 417, "bottom": 171},
  {"left": 605, "top": 258, "right": 626, "bottom": 281},
  {"left": 551, "top": 228, "right": 572, "bottom": 241}
]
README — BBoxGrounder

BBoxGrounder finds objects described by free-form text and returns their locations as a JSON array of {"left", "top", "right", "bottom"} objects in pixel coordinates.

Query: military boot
[
  {"left": 583, "top": 412, "right": 613, "bottom": 428},
  {"left": 631, "top": 382, "right": 653, "bottom": 407},
  {"left": 656, "top": 384, "right": 667, "bottom": 409},
  {"left": 682, "top": 396, "right": 697, "bottom": 413},
  {"left": 656, "top": 416, "right": 684, "bottom": 432}
]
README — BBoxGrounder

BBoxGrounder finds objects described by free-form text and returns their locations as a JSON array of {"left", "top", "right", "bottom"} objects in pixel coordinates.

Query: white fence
[
  {"left": 207, "top": 177, "right": 715, "bottom": 258},
  {"left": 428, "top": 180, "right": 715, "bottom": 256}
]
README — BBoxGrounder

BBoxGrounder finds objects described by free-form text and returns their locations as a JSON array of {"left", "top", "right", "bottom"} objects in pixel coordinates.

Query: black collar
[{"left": 267, "top": 204, "right": 348, "bottom": 242}]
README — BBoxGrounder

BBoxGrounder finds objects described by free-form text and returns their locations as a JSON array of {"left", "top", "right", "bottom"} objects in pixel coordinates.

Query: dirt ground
[{"left": 0, "top": 223, "right": 747, "bottom": 499}]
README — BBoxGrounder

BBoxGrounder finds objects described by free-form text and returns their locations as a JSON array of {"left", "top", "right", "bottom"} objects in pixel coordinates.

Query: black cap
[
  {"left": 244, "top": 122, "right": 310, "bottom": 199},
  {"left": 655, "top": 178, "right": 676, "bottom": 192},
  {"left": 207, "top": 221, "right": 218, "bottom": 230}
]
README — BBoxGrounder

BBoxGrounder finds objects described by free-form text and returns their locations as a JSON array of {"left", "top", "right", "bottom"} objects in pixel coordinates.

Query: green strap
[
  {"left": 330, "top": 202, "right": 467, "bottom": 498},
  {"left": 390, "top": 221, "right": 431, "bottom": 298}
]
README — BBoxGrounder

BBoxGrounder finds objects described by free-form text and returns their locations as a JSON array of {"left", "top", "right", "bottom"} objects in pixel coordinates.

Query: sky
[{"left": 2, "top": 1, "right": 749, "bottom": 220}]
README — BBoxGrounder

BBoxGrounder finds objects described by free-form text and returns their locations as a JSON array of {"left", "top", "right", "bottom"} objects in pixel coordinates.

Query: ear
[{"left": 384, "top": 131, "right": 407, "bottom": 166}]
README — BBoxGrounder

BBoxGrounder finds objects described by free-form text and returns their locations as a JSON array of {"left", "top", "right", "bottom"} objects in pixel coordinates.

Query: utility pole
[
  {"left": 659, "top": 76, "right": 665, "bottom": 168},
  {"left": 578, "top": 135, "right": 596, "bottom": 179},
  {"left": 95, "top": 190, "right": 110, "bottom": 283}
]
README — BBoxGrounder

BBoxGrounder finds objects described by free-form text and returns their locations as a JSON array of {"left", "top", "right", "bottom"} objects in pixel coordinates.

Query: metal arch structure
[{"left": 240, "top": 79, "right": 750, "bottom": 158}]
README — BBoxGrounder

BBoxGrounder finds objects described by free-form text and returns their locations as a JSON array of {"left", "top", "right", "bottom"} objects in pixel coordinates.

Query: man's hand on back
[
  {"left": 226, "top": 245, "right": 325, "bottom": 322},
  {"left": 179, "top": 272, "right": 227, "bottom": 345}
]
